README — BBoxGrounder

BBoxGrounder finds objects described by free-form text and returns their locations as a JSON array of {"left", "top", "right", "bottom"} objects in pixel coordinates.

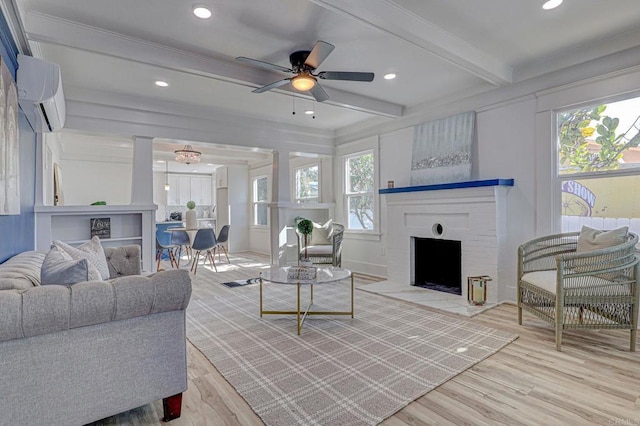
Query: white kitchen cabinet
[
  {"left": 178, "top": 176, "right": 191, "bottom": 204},
  {"left": 167, "top": 174, "right": 213, "bottom": 207},
  {"left": 167, "top": 175, "right": 180, "bottom": 205},
  {"left": 201, "top": 177, "right": 212, "bottom": 205},
  {"left": 191, "top": 178, "right": 203, "bottom": 204}
]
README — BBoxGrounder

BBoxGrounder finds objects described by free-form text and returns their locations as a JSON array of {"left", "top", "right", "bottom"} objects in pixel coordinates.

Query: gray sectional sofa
[{"left": 0, "top": 245, "right": 192, "bottom": 425}]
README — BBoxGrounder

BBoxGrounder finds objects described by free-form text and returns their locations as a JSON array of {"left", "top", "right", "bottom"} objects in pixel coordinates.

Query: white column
[
  {"left": 131, "top": 136, "right": 156, "bottom": 272},
  {"left": 130, "top": 136, "right": 154, "bottom": 205},
  {"left": 269, "top": 150, "right": 290, "bottom": 266}
]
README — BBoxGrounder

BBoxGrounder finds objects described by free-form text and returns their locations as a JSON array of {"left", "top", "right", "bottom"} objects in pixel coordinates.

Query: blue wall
[{"left": 0, "top": 10, "right": 37, "bottom": 263}]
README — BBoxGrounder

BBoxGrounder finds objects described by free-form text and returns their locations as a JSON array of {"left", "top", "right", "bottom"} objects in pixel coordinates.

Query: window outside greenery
[
  {"left": 345, "top": 151, "right": 374, "bottom": 230},
  {"left": 557, "top": 96, "right": 640, "bottom": 231},
  {"left": 295, "top": 165, "right": 319, "bottom": 203},
  {"left": 253, "top": 176, "right": 268, "bottom": 226}
]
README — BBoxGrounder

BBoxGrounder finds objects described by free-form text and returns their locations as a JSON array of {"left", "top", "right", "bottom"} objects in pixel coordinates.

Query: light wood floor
[{"left": 91, "top": 253, "right": 640, "bottom": 426}]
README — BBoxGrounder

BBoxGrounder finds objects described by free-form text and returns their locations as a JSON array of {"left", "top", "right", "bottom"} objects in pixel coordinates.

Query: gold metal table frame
[{"left": 259, "top": 267, "right": 354, "bottom": 335}]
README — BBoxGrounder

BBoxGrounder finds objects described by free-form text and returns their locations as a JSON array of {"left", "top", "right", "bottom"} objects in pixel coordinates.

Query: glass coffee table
[{"left": 259, "top": 266, "right": 354, "bottom": 335}]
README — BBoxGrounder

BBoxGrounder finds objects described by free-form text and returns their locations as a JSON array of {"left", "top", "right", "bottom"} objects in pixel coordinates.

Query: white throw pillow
[
  {"left": 52, "top": 236, "right": 110, "bottom": 280},
  {"left": 310, "top": 219, "right": 333, "bottom": 245},
  {"left": 41, "top": 245, "right": 102, "bottom": 285},
  {"left": 576, "top": 226, "right": 628, "bottom": 253}
]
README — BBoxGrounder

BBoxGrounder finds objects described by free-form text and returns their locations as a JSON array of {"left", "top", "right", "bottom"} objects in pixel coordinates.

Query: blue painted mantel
[{"left": 379, "top": 178, "right": 514, "bottom": 194}]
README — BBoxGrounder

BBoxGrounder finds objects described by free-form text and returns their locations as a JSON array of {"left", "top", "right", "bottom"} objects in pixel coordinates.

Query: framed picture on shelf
[{"left": 90, "top": 217, "right": 111, "bottom": 239}]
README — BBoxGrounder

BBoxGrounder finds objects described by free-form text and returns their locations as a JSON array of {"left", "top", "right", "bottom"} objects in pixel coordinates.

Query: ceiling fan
[{"left": 236, "top": 41, "right": 374, "bottom": 102}]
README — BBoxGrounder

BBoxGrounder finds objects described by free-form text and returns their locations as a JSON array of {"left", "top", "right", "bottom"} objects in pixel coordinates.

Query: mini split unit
[{"left": 17, "top": 54, "right": 66, "bottom": 132}]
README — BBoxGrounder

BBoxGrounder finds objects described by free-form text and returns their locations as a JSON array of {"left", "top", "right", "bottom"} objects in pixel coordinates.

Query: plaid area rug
[{"left": 186, "top": 282, "right": 517, "bottom": 426}]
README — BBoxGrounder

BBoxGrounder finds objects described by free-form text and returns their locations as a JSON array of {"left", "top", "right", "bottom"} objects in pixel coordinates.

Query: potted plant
[
  {"left": 185, "top": 200, "right": 197, "bottom": 230},
  {"left": 296, "top": 218, "right": 314, "bottom": 266}
]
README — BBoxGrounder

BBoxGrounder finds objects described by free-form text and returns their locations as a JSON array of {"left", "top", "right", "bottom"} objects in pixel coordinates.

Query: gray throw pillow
[
  {"left": 52, "top": 236, "right": 110, "bottom": 280},
  {"left": 576, "top": 226, "right": 628, "bottom": 253},
  {"left": 41, "top": 246, "right": 102, "bottom": 285}
]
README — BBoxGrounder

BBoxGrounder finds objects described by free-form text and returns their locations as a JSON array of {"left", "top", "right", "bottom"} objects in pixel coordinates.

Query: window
[
  {"left": 253, "top": 176, "right": 268, "bottom": 226},
  {"left": 344, "top": 151, "right": 374, "bottom": 230},
  {"left": 294, "top": 164, "right": 319, "bottom": 203},
  {"left": 557, "top": 96, "right": 640, "bottom": 232}
]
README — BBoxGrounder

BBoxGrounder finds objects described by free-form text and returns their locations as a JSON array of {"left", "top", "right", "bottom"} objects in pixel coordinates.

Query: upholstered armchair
[
  {"left": 517, "top": 229, "right": 639, "bottom": 351},
  {"left": 296, "top": 221, "right": 345, "bottom": 267}
]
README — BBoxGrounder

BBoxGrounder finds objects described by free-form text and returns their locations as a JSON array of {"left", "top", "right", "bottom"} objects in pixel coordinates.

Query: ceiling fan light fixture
[
  {"left": 174, "top": 144, "right": 202, "bottom": 164},
  {"left": 291, "top": 73, "right": 316, "bottom": 92}
]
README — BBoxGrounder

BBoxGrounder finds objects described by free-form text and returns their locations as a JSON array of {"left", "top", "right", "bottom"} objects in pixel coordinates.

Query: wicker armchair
[
  {"left": 517, "top": 231, "right": 639, "bottom": 351},
  {"left": 296, "top": 223, "right": 344, "bottom": 267}
]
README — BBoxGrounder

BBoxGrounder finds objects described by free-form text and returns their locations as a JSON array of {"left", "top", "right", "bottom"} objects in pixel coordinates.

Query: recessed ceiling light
[
  {"left": 155, "top": 80, "right": 169, "bottom": 87},
  {"left": 542, "top": 0, "right": 562, "bottom": 10},
  {"left": 193, "top": 5, "right": 212, "bottom": 19},
  {"left": 304, "top": 110, "right": 314, "bottom": 115},
  {"left": 157, "top": 160, "right": 165, "bottom": 163},
  {"left": 384, "top": 73, "right": 397, "bottom": 80}
]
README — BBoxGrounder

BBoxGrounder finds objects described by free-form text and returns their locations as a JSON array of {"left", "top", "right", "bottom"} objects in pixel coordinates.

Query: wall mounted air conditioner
[{"left": 17, "top": 54, "right": 66, "bottom": 132}]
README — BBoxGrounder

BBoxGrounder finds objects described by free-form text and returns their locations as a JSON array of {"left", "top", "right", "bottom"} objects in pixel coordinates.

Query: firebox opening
[{"left": 412, "top": 237, "right": 462, "bottom": 295}]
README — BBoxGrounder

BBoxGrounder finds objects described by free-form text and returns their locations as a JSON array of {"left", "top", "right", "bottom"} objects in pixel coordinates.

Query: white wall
[
  {"left": 59, "top": 159, "right": 132, "bottom": 205},
  {"left": 477, "top": 98, "right": 537, "bottom": 301}
]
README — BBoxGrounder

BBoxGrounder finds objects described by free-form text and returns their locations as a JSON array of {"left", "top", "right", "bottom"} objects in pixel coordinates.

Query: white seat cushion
[
  {"left": 300, "top": 245, "right": 333, "bottom": 256},
  {"left": 521, "top": 270, "right": 619, "bottom": 295},
  {"left": 521, "top": 271, "right": 557, "bottom": 294}
]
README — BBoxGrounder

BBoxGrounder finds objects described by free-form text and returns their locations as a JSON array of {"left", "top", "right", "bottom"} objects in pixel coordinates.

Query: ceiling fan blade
[
  {"left": 236, "top": 57, "right": 292, "bottom": 73},
  {"left": 310, "top": 84, "right": 329, "bottom": 102},
  {"left": 252, "top": 78, "right": 291, "bottom": 93},
  {"left": 317, "top": 71, "right": 375, "bottom": 82},
  {"left": 304, "top": 41, "right": 335, "bottom": 69}
]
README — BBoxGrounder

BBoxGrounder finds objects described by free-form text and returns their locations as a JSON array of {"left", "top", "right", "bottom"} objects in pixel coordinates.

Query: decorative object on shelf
[
  {"left": 185, "top": 200, "right": 198, "bottom": 230},
  {"left": 467, "top": 275, "right": 491, "bottom": 305},
  {"left": 387, "top": 180, "right": 394, "bottom": 189},
  {"left": 174, "top": 144, "right": 201, "bottom": 164},
  {"left": 287, "top": 266, "right": 317, "bottom": 281},
  {"left": 296, "top": 218, "right": 313, "bottom": 264},
  {"left": 90, "top": 217, "right": 111, "bottom": 239}
]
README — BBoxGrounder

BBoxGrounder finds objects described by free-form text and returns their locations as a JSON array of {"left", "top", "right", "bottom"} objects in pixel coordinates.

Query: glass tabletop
[{"left": 260, "top": 266, "right": 351, "bottom": 285}]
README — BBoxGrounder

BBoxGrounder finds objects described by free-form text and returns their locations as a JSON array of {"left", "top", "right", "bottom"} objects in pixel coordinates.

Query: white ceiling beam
[
  {"left": 308, "top": 0, "right": 513, "bottom": 86},
  {"left": 23, "top": 12, "right": 402, "bottom": 117}
]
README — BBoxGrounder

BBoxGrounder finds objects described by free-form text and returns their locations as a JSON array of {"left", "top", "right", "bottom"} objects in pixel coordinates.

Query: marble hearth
[{"left": 362, "top": 179, "right": 513, "bottom": 315}]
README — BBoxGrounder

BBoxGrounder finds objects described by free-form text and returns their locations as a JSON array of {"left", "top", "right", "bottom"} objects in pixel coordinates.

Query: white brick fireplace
[{"left": 382, "top": 180, "right": 512, "bottom": 305}]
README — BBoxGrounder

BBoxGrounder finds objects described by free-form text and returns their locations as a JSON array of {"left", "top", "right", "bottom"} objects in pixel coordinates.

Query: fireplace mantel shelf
[{"left": 379, "top": 178, "right": 514, "bottom": 194}]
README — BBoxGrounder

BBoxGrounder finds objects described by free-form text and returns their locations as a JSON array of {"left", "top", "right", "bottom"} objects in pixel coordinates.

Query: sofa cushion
[
  {"left": 41, "top": 246, "right": 102, "bottom": 285},
  {"left": 576, "top": 226, "right": 628, "bottom": 253},
  {"left": 0, "top": 251, "right": 46, "bottom": 290},
  {"left": 311, "top": 219, "right": 333, "bottom": 245},
  {"left": 53, "top": 236, "right": 110, "bottom": 280}
]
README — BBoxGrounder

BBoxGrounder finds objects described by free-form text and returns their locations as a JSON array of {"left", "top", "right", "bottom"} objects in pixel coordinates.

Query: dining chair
[
  {"left": 169, "top": 228, "right": 191, "bottom": 267},
  {"left": 190, "top": 228, "right": 217, "bottom": 274},
  {"left": 215, "top": 225, "right": 230, "bottom": 264},
  {"left": 155, "top": 229, "right": 178, "bottom": 271}
]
